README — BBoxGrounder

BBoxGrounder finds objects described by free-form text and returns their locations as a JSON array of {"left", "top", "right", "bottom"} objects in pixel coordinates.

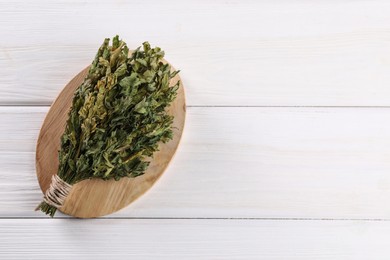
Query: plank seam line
[
  {"left": 1, "top": 217, "right": 390, "bottom": 221},
  {"left": 3, "top": 105, "right": 390, "bottom": 108},
  {"left": 189, "top": 105, "right": 390, "bottom": 108}
]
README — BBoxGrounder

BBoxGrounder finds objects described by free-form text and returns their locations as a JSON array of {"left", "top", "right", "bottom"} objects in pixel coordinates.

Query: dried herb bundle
[{"left": 37, "top": 36, "right": 179, "bottom": 217}]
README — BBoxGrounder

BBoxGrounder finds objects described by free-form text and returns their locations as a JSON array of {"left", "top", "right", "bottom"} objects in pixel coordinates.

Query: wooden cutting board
[{"left": 36, "top": 61, "right": 186, "bottom": 218}]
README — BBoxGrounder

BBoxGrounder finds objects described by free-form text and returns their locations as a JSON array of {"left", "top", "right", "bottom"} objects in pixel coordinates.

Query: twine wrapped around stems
[{"left": 36, "top": 175, "right": 72, "bottom": 210}]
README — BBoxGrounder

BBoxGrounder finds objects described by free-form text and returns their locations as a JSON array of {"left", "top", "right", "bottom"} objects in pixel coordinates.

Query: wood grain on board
[{"left": 35, "top": 65, "right": 186, "bottom": 218}]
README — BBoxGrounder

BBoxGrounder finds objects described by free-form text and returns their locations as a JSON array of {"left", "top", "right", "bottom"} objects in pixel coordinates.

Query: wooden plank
[
  {"left": 1, "top": 219, "right": 390, "bottom": 259},
  {"left": 2, "top": 0, "right": 390, "bottom": 105},
  {"left": 2, "top": 106, "right": 390, "bottom": 218}
]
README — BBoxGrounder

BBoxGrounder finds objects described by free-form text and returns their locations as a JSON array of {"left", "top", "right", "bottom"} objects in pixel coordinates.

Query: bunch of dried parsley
[{"left": 37, "top": 36, "right": 179, "bottom": 217}]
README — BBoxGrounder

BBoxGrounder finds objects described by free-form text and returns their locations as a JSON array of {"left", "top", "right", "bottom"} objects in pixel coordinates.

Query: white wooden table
[{"left": 2, "top": 0, "right": 390, "bottom": 259}]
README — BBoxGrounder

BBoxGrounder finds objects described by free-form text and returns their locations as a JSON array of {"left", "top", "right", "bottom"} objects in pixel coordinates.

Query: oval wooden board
[{"left": 36, "top": 61, "right": 186, "bottom": 218}]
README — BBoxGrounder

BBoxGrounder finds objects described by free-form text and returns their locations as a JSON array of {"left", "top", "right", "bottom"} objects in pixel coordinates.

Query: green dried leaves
[{"left": 37, "top": 35, "right": 179, "bottom": 216}]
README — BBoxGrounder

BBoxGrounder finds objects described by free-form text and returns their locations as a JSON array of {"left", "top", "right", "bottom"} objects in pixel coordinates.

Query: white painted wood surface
[
  {"left": 2, "top": 0, "right": 390, "bottom": 258},
  {"left": 2, "top": 219, "right": 390, "bottom": 260},
  {"left": 3, "top": 107, "right": 390, "bottom": 219},
  {"left": 3, "top": 0, "right": 390, "bottom": 106}
]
